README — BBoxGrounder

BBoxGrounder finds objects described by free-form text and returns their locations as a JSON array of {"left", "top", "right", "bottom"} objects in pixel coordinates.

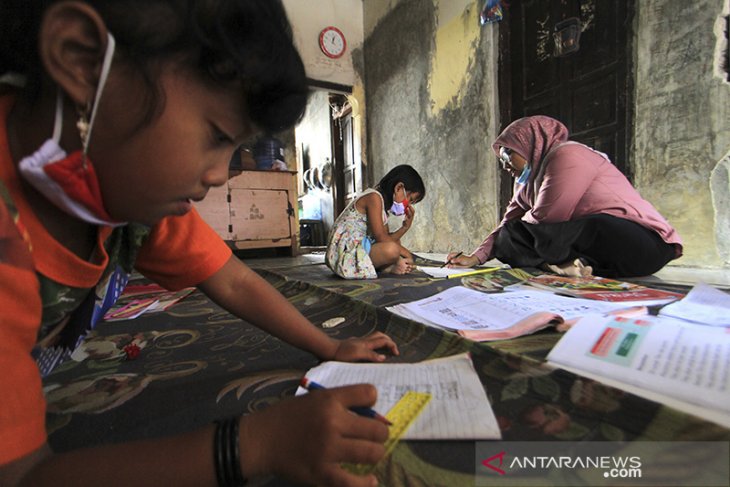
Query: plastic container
[{"left": 252, "top": 136, "right": 284, "bottom": 170}]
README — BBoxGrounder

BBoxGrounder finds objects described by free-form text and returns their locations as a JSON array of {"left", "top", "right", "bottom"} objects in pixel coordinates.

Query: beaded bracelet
[{"left": 214, "top": 418, "right": 247, "bottom": 487}]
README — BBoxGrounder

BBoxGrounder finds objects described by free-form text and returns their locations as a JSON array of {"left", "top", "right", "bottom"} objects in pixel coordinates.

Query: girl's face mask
[
  {"left": 390, "top": 198, "right": 409, "bottom": 216},
  {"left": 390, "top": 186, "right": 410, "bottom": 216},
  {"left": 17, "top": 33, "right": 125, "bottom": 227}
]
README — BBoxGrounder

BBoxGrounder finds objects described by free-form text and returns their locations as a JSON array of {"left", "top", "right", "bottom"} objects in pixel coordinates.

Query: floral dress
[{"left": 325, "top": 188, "right": 387, "bottom": 279}]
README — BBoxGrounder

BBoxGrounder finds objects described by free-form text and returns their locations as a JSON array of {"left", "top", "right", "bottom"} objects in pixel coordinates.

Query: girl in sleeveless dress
[{"left": 326, "top": 165, "right": 426, "bottom": 279}]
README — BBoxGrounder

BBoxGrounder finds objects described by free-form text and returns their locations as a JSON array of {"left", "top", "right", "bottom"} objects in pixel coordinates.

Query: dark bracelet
[{"left": 214, "top": 418, "right": 247, "bottom": 487}]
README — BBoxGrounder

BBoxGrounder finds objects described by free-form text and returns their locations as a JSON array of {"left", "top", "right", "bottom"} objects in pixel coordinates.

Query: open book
[
  {"left": 547, "top": 314, "right": 730, "bottom": 427},
  {"left": 387, "top": 286, "right": 643, "bottom": 341},
  {"left": 525, "top": 274, "right": 683, "bottom": 304},
  {"left": 296, "top": 352, "right": 501, "bottom": 440}
]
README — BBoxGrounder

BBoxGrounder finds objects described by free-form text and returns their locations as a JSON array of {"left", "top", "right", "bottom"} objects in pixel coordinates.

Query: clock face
[{"left": 319, "top": 26, "right": 346, "bottom": 59}]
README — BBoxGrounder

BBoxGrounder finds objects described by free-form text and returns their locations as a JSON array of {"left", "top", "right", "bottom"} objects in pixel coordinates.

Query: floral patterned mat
[{"left": 43, "top": 263, "right": 730, "bottom": 486}]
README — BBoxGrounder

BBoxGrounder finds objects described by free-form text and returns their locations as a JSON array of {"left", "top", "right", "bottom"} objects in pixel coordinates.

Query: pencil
[
  {"left": 440, "top": 251, "right": 463, "bottom": 268},
  {"left": 300, "top": 377, "right": 392, "bottom": 425},
  {"left": 445, "top": 267, "right": 502, "bottom": 279}
]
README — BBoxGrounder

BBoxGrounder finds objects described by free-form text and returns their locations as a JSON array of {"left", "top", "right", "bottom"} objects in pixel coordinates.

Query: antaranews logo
[
  {"left": 481, "top": 451, "right": 506, "bottom": 475},
  {"left": 481, "top": 450, "right": 641, "bottom": 478},
  {"left": 476, "top": 441, "right": 730, "bottom": 487}
]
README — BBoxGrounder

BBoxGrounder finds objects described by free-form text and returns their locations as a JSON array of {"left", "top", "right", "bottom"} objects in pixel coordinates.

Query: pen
[
  {"left": 441, "top": 251, "right": 463, "bottom": 268},
  {"left": 300, "top": 377, "right": 392, "bottom": 425},
  {"left": 445, "top": 267, "right": 502, "bottom": 279}
]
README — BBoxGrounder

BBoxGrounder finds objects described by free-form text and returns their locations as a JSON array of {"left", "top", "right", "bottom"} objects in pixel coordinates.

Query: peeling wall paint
[
  {"left": 428, "top": 2, "right": 480, "bottom": 114},
  {"left": 711, "top": 0, "right": 729, "bottom": 83},
  {"left": 633, "top": 0, "right": 730, "bottom": 268},
  {"left": 363, "top": 0, "right": 500, "bottom": 254}
]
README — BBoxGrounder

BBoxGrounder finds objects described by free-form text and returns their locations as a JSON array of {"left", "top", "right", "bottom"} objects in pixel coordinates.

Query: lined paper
[{"left": 296, "top": 353, "right": 501, "bottom": 440}]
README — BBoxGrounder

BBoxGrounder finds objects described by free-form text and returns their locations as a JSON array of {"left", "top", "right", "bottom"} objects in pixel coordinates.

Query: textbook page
[
  {"left": 547, "top": 314, "right": 730, "bottom": 422},
  {"left": 658, "top": 282, "right": 730, "bottom": 326},
  {"left": 297, "top": 352, "right": 500, "bottom": 440},
  {"left": 387, "top": 286, "right": 635, "bottom": 332}
]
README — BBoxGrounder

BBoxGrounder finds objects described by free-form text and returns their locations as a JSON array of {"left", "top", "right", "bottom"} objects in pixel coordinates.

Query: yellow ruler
[{"left": 344, "top": 391, "right": 432, "bottom": 475}]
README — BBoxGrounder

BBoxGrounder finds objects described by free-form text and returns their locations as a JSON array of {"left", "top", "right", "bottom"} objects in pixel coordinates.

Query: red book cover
[{"left": 527, "top": 275, "right": 683, "bottom": 302}]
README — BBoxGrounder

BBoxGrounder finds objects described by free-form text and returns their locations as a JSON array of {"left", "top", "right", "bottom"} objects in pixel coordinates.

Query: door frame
[{"left": 497, "top": 2, "right": 636, "bottom": 214}]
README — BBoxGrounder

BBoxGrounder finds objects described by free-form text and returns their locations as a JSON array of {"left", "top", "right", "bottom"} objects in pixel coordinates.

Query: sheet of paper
[
  {"left": 387, "top": 286, "right": 635, "bottom": 332},
  {"left": 658, "top": 282, "right": 730, "bottom": 326},
  {"left": 547, "top": 314, "right": 730, "bottom": 419},
  {"left": 416, "top": 266, "right": 476, "bottom": 278},
  {"left": 296, "top": 353, "right": 501, "bottom": 440}
]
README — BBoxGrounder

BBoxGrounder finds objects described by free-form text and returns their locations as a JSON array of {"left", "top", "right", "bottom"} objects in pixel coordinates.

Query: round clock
[{"left": 319, "top": 26, "right": 346, "bottom": 59}]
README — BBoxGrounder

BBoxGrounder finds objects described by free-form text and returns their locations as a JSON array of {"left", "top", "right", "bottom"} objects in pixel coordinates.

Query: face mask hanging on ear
[{"left": 18, "top": 33, "right": 125, "bottom": 227}]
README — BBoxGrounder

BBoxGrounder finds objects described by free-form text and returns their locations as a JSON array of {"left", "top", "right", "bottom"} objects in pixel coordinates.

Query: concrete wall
[
  {"left": 360, "top": 0, "right": 730, "bottom": 269},
  {"left": 633, "top": 0, "right": 730, "bottom": 268},
  {"left": 362, "top": 0, "right": 501, "bottom": 254}
]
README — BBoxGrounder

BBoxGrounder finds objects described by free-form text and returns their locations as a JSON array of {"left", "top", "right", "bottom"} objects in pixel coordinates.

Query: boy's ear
[{"left": 38, "top": 1, "right": 110, "bottom": 106}]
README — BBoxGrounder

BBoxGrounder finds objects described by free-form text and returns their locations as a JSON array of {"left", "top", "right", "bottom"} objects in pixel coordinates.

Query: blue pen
[{"left": 300, "top": 377, "right": 392, "bottom": 425}]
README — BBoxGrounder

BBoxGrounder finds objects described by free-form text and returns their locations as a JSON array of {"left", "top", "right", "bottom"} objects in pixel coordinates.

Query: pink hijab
[{"left": 492, "top": 116, "right": 569, "bottom": 170}]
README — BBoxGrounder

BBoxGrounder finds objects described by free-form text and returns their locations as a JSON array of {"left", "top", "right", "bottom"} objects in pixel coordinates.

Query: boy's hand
[
  {"left": 241, "top": 384, "right": 388, "bottom": 487},
  {"left": 332, "top": 332, "right": 400, "bottom": 362}
]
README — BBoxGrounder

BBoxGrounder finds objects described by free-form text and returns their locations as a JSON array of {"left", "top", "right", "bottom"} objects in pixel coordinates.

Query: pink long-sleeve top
[{"left": 472, "top": 117, "right": 683, "bottom": 264}]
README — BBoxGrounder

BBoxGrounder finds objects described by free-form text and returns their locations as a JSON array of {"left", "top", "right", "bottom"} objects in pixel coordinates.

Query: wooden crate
[{"left": 194, "top": 170, "right": 299, "bottom": 254}]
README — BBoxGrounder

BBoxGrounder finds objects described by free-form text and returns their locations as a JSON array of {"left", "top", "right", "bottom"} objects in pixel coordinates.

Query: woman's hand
[
  {"left": 332, "top": 332, "right": 400, "bottom": 362},
  {"left": 447, "top": 252, "right": 480, "bottom": 268},
  {"left": 240, "top": 384, "right": 388, "bottom": 487}
]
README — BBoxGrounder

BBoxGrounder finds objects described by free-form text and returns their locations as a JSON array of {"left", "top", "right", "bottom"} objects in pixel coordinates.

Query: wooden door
[
  {"left": 330, "top": 95, "right": 362, "bottom": 217},
  {"left": 499, "top": 0, "right": 634, "bottom": 209}
]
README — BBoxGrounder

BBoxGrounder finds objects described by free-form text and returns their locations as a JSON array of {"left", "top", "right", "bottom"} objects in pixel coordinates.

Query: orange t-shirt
[
  {"left": 0, "top": 200, "right": 46, "bottom": 466},
  {"left": 0, "top": 94, "right": 232, "bottom": 465}
]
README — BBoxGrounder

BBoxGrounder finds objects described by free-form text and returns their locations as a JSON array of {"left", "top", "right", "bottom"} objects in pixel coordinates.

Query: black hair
[
  {"left": 0, "top": 0, "right": 309, "bottom": 133},
  {"left": 375, "top": 164, "right": 426, "bottom": 211}
]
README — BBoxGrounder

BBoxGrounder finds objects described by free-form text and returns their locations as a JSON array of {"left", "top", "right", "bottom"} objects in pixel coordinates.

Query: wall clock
[{"left": 319, "top": 26, "right": 346, "bottom": 59}]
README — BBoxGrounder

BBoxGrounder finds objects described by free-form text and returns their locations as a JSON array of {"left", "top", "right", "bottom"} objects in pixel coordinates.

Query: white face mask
[
  {"left": 389, "top": 186, "right": 410, "bottom": 216},
  {"left": 390, "top": 200, "right": 406, "bottom": 216},
  {"left": 17, "top": 33, "right": 125, "bottom": 227}
]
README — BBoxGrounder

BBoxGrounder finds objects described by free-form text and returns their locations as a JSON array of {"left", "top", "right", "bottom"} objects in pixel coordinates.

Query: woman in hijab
[{"left": 448, "top": 116, "right": 683, "bottom": 278}]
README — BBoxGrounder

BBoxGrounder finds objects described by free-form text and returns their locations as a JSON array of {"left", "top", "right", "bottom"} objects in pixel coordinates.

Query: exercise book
[{"left": 296, "top": 352, "right": 501, "bottom": 440}]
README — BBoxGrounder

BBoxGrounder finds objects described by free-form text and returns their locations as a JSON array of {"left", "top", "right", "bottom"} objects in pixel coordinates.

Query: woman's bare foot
[{"left": 545, "top": 258, "right": 593, "bottom": 277}]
